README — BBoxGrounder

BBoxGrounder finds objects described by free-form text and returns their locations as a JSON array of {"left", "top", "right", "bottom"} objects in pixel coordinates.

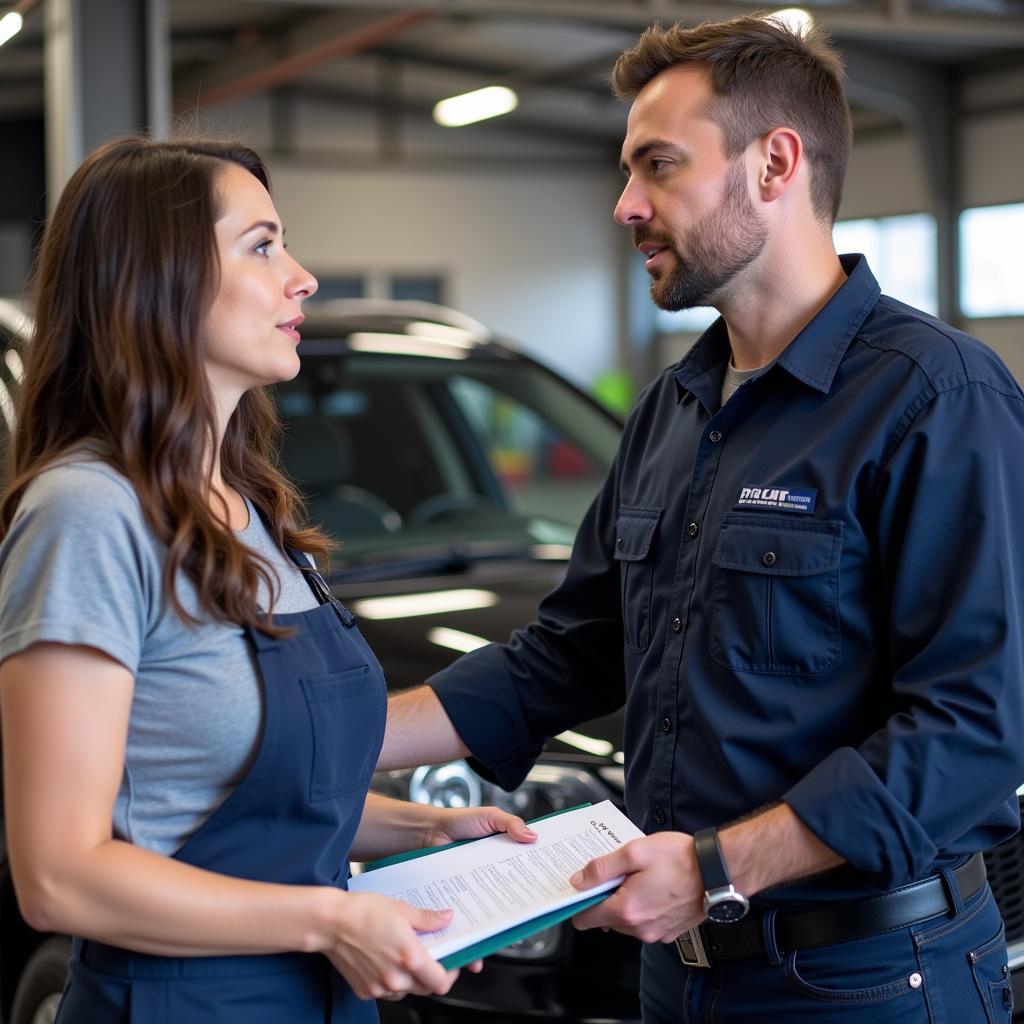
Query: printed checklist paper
[{"left": 349, "top": 800, "right": 644, "bottom": 966}]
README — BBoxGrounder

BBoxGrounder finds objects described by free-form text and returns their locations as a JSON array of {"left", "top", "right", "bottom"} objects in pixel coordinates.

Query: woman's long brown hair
[{"left": 0, "top": 136, "right": 332, "bottom": 634}]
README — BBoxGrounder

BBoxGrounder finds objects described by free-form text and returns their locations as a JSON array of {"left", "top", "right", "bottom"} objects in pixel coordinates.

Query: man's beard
[{"left": 637, "top": 158, "right": 768, "bottom": 312}]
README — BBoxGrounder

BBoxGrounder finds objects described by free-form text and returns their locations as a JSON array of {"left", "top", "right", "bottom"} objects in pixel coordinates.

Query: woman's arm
[
  {"left": 0, "top": 642, "right": 458, "bottom": 999},
  {"left": 351, "top": 792, "right": 536, "bottom": 863}
]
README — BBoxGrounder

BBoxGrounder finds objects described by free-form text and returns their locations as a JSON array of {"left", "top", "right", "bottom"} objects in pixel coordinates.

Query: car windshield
[{"left": 275, "top": 349, "right": 621, "bottom": 573}]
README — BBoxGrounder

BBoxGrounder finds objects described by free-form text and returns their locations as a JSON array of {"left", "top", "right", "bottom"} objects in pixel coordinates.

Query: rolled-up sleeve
[{"left": 785, "top": 379, "right": 1024, "bottom": 885}]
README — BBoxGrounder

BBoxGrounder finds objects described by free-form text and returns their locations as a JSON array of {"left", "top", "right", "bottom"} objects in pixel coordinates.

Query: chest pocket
[
  {"left": 614, "top": 508, "right": 661, "bottom": 652},
  {"left": 301, "top": 662, "right": 387, "bottom": 801},
  {"left": 711, "top": 514, "right": 842, "bottom": 676}
]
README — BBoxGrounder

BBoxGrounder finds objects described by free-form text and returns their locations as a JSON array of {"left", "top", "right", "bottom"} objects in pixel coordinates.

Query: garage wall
[{"left": 272, "top": 163, "right": 623, "bottom": 389}]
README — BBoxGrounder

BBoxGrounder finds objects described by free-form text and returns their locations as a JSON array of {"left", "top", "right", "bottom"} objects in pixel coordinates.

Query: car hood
[{"left": 332, "top": 556, "right": 624, "bottom": 762}]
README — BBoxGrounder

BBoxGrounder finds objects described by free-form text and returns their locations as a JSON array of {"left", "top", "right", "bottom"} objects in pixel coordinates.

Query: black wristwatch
[{"left": 693, "top": 827, "right": 750, "bottom": 923}]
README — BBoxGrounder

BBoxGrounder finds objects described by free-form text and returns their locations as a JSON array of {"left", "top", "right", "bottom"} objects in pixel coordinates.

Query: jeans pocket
[
  {"left": 914, "top": 886, "right": 1011, "bottom": 1024},
  {"left": 783, "top": 930, "right": 922, "bottom": 1007},
  {"left": 301, "top": 664, "right": 386, "bottom": 801},
  {"left": 969, "top": 922, "right": 1012, "bottom": 1024}
]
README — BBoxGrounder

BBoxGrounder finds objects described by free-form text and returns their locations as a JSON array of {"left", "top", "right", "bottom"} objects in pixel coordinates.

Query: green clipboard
[{"left": 357, "top": 803, "right": 616, "bottom": 970}]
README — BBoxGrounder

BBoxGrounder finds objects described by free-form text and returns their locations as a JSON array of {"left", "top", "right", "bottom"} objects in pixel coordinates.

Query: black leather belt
[{"left": 676, "top": 852, "right": 987, "bottom": 968}]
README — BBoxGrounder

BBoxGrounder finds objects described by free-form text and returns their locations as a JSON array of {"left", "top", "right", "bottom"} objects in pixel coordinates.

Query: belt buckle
[{"left": 675, "top": 927, "right": 711, "bottom": 968}]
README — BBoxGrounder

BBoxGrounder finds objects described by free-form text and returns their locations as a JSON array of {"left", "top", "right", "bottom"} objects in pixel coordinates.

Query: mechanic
[
  {"left": 378, "top": 15, "right": 1024, "bottom": 1022},
  {"left": 0, "top": 137, "right": 535, "bottom": 1024}
]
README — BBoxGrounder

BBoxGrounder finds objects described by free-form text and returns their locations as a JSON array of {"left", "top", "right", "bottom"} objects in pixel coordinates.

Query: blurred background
[{"left": 1, "top": 0, "right": 1022, "bottom": 406}]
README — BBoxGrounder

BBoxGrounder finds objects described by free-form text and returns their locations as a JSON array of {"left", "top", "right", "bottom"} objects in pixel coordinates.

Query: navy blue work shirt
[{"left": 428, "top": 255, "right": 1024, "bottom": 897}]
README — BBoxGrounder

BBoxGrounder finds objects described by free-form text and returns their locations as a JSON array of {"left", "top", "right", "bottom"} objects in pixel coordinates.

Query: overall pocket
[
  {"left": 711, "top": 514, "right": 842, "bottom": 676},
  {"left": 614, "top": 508, "right": 661, "bottom": 652},
  {"left": 301, "top": 664, "right": 385, "bottom": 801}
]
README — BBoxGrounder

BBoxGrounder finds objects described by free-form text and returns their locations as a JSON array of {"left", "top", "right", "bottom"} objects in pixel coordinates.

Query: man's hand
[{"left": 569, "top": 832, "right": 704, "bottom": 943}]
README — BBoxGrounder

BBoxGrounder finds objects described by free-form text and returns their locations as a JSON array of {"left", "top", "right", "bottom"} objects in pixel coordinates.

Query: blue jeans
[{"left": 641, "top": 883, "right": 1012, "bottom": 1023}]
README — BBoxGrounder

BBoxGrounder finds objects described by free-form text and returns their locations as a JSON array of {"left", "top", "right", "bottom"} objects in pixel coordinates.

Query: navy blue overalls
[{"left": 56, "top": 556, "right": 386, "bottom": 1023}]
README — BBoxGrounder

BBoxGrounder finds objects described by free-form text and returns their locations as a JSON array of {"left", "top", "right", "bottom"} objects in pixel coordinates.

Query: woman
[{"left": 0, "top": 137, "right": 535, "bottom": 1023}]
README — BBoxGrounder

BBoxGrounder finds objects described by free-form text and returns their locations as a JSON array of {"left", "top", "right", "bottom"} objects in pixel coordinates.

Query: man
[{"left": 379, "top": 15, "right": 1024, "bottom": 1021}]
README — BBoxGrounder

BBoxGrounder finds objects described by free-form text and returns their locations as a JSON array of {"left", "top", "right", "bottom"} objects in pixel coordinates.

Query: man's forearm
[
  {"left": 377, "top": 685, "right": 470, "bottom": 771},
  {"left": 720, "top": 802, "right": 844, "bottom": 897}
]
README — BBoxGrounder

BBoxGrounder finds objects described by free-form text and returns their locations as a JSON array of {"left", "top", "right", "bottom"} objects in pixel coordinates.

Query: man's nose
[{"left": 614, "top": 180, "right": 654, "bottom": 226}]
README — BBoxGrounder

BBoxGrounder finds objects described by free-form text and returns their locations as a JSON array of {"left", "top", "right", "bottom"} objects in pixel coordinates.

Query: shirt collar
[{"left": 673, "top": 253, "right": 881, "bottom": 401}]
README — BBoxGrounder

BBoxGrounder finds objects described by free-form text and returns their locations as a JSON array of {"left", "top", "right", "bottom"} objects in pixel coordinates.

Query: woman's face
[{"left": 200, "top": 162, "right": 317, "bottom": 404}]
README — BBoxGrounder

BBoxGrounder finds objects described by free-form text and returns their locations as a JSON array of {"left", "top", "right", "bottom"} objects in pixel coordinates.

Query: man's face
[{"left": 615, "top": 65, "right": 767, "bottom": 311}]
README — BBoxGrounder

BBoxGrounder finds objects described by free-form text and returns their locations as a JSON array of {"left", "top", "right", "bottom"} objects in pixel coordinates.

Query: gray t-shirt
[
  {"left": 0, "top": 454, "right": 318, "bottom": 855},
  {"left": 721, "top": 359, "right": 763, "bottom": 405}
]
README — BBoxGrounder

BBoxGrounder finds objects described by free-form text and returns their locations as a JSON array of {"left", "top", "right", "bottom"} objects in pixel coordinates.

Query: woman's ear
[{"left": 757, "top": 127, "right": 803, "bottom": 203}]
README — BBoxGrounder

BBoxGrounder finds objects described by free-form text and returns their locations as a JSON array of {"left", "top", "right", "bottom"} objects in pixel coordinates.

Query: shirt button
[
  {"left": 687, "top": 522, "right": 699, "bottom": 538},
  {"left": 660, "top": 717, "right": 672, "bottom": 733},
  {"left": 671, "top": 617, "right": 682, "bottom": 632},
  {"left": 653, "top": 807, "right": 667, "bottom": 825},
  {"left": 908, "top": 972, "right": 922, "bottom": 989},
  {"left": 762, "top": 551, "right": 777, "bottom": 566},
  {"left": 709, "top": 430, "right": 723, "bottom": 443},
  {"left": 616, "top": 537, "right": 624, "bottom": 549}
]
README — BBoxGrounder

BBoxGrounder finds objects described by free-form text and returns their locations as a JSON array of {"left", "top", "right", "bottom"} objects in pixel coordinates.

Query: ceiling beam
[
  {"left": 233, "top": 0, "right": 1024, "bottom": 48},
  {"left": 189, "top": 9, "right": 438, "bottom": 109}
]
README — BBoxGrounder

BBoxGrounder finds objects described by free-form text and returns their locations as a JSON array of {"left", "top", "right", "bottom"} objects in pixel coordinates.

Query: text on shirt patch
[{"left": 736, "top": 487, "right": 817, "bottom": 513}]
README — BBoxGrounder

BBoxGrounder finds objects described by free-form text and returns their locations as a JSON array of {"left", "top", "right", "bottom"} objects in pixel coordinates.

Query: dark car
[{"left": 2, "top": 298, "right": 1024, "bottom": 1024}]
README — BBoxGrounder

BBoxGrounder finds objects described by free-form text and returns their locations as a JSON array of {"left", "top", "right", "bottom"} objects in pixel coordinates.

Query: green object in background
[{"left": 592, "top": 370, "right": 634, "bottom": 416}]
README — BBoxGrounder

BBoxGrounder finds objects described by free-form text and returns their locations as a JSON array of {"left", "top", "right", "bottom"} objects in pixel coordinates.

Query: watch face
[
  {"left": 706, "top": 898, "right": 748, "bottom": 923},
  {"left": 704, "top": 886, "right": 750, "bottom": 923}
]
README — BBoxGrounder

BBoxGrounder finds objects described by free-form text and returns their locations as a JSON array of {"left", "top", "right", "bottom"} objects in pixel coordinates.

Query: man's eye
[{"left": 651, "top": 158, "right": 669, "bottom": 172}]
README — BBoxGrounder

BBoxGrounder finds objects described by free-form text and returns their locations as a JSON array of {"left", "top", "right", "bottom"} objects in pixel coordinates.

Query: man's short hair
[{"left": 612, "top": 15, "right": 852, "bottom": 224}]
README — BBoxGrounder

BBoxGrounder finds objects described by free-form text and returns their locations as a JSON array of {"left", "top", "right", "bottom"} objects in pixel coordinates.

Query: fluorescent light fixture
[
  {"left": 352, "top": 588, "right": 498, "bottom": 620},
  {"left": 529, "top": 544, "right": 574, "bottom": 561},
  {"left": 4, "top": 347, "right": 23, "bottom": 383},
  {"left": 769, "top": 8, "right": 814, "bottom": 34},
  {"left": 0, "top": 379, "right": 13, "bottom": 433},
  {"left": 348, "top": 332, "right": 471, "bottom": 360},
  {"left": 0, "top": 11, "right": 22, "bottom": 48},
  {"left": 406, "top": 321, "right": 477, "bottom": 347},
  {"left": 428, "top": 626, "right": 491, "bottom": 654},
  {"left": 555, "top": 730, "right": 615, "bottom": 758},
  {"left": 433, "top": 86, "right": 518, "bottom": 128}
]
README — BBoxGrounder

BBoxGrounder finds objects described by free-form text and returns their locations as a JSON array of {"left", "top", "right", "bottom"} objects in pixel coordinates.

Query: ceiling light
[
  {"left": 352, "top": 588, "right": 498, "bottom": 620},
  {"left": 769, "top": 8, "right": 815, "bottom": 34},
  {"left": 0, "top": 11, "right": 22, "bottom": 47},
  {"left": 433, "top": 86, "right": 518, "bottom": 128}
]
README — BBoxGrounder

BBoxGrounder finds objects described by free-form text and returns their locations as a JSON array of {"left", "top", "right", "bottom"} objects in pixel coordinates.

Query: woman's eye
[{"left": 254, "top": 238, "right": 273, "bottom": 257}]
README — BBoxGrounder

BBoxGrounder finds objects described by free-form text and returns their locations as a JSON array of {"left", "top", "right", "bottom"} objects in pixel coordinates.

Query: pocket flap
[
  {"left": 614, "top": 509, "right": 661, "bottom": 562},
  {"left": 713, "top": 517, "right": 841, "bottom": 576}
]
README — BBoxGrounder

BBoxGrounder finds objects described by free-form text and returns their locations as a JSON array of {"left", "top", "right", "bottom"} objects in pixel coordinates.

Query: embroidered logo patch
[{"left": 736, "top": 486, "right": 817, "bottom": 513}]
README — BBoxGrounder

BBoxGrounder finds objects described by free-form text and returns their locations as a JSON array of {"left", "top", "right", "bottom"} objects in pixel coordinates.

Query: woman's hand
[
  {"left": 421, "top": 806, "right": 537, "bottom": 849},
  {"left": 323, "top": 891, "right": 459, "bottom": 1001}
]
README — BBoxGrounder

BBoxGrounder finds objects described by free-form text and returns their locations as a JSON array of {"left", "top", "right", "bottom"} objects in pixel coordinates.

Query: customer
[
  {"left": 378, "top": 15, "right": 1024, "bottom": 1021},
  {"left": 0, "top": 136, "right": 534, "bottom": 1024}
]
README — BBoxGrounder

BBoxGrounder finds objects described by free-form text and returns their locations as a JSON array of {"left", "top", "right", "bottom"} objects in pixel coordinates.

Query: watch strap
[{"left": 693, "top": 827, "right": 731, "bottom": 891}]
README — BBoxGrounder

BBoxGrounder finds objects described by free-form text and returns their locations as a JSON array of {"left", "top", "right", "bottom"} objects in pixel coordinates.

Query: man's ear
[{"left": 756, "top": 127, "right": 803, "bottom": 203}]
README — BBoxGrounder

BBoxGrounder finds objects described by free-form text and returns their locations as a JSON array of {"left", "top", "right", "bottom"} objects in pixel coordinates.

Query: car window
[
  {"left": 276, "top": 350, "right": 621, "bottom": 561},
  {"left": 446, "top": 374, "right": 608, "bottom": 532}
]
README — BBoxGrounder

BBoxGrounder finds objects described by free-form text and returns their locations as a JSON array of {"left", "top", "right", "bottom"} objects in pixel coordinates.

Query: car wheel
[{"left": 10, "top": 936, "right": 71, "bottom": 1024}]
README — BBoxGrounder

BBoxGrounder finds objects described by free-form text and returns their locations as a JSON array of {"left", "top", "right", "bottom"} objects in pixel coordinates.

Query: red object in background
[{"left": 547, "top": 440, "right": 590, "bottom": 478}]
